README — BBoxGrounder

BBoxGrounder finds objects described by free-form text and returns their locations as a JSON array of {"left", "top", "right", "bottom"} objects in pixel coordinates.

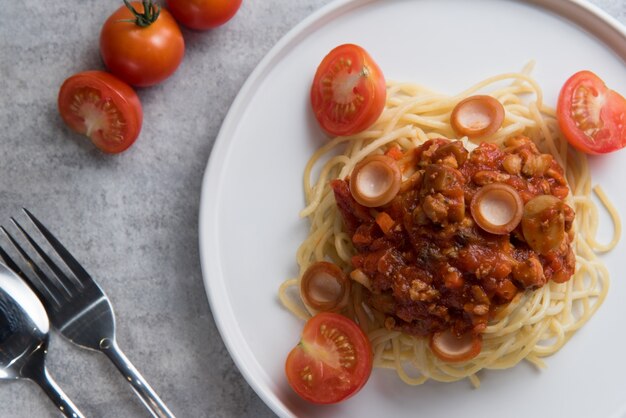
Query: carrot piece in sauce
[{"left": 375, "top": 212, "right": 395, "bottom": 235}]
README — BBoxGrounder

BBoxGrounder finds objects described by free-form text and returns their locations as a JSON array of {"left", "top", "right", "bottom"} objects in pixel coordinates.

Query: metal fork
[{"left": 0, "top": 209, "right": 176, "bottom": 418}]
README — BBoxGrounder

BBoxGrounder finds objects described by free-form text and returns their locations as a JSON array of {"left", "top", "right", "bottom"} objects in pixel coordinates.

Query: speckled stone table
[{"left": 0, "top": 0, "right": 624, "bottom": 417}]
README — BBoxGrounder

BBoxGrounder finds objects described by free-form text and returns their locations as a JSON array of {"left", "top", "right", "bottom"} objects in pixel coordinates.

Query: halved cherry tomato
[
  {"left": 57, "top": 71, "right": 143, "bottom": 154},
  {"left": 100, "top": 1, "right": 185, "bottom": 87},
  {"left": 557, "top": 70, "right": 626, "bottom": 154},
  {"left": 285, "top": 313, "right": 372, "bottom": 404},
  {"left": 166, "top": 0, "right": 242, "bottom": 30},
  {"left": 311, "top": 44, "right": 386, "bottom": 137}
]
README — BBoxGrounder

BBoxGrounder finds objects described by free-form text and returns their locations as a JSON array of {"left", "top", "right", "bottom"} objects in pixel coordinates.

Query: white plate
[{"left": 199, "top": 1, "right": 626, "bottom": 417}]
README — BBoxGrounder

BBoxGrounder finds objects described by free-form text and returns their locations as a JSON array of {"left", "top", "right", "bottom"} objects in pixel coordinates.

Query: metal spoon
[{"left": 0, "top": 261, "right": 84, "bottom": 418}]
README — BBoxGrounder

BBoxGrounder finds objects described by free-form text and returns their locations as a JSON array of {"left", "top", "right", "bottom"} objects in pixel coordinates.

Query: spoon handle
[
  {"left": 35, "top": 367, "right": 85, "bottom": 418},
  {"left": 100, "top": 338, "right": 176, "bottom": 418}
]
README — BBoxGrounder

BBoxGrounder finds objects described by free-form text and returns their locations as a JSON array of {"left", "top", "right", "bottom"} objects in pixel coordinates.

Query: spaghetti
[{"left": 279, "top": 66, "right": 621, "bottom": 387}]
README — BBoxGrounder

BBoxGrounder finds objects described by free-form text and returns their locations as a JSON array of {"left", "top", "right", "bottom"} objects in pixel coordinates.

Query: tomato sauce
[{"left": 332, "top": 137, "right": 575, "bottom": 337}]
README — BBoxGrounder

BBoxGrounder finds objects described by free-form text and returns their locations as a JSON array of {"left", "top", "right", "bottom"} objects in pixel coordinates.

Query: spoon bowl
[
  {"left": 0, "top": 261, "right": 83, "bottom": 417},
  {"left": 0, "top": 261, "right": 48, "bottom": 379}
]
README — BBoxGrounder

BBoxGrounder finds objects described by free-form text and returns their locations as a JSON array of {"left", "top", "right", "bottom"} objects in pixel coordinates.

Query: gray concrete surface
[{"left": 0, "top": 0, "right": 623, "bottom": 417}]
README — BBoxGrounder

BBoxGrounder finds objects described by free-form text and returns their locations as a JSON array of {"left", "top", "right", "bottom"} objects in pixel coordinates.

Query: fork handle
[
  {"left": 100, "top": 338, "right": 176, "bottom": 418},
  {"left": 35, "top": 367, "right": 85, "bottom": 418}
]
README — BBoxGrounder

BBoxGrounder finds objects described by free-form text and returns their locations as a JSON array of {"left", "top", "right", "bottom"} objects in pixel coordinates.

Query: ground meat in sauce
[{"left": 332, "top": 136, "right": 575, "bottom": 338}]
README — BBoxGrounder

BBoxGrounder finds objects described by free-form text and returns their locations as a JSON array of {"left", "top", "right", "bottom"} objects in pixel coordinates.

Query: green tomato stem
[{"left": 122, "top": 0, "right": 160, "bottom": 27}]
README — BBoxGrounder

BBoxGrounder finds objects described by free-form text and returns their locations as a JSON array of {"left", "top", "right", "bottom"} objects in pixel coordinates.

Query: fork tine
[
  {"left": 0, "top": 226, "right": 64, "bottom": 307},
  {"left": 0, "top": 244, "right": 24, "bottom": 276},
  {"left": 0, "top": 243, "right": 57, "bottom": 310},
  {"left": 23, "top": 208, "right": 93, "bottom": 286},
  {"left": 11, "top": 217, "right": 82, "bottom": 294}
]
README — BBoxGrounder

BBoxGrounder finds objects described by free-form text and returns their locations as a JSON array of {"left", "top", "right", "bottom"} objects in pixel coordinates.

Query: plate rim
[{"left": 198, "top": 1, "right": 626, "bottom": 417}]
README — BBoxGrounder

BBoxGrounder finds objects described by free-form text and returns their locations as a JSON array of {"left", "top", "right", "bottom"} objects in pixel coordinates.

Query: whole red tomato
[
  {"left": 166, "top": 0, "right": 242, "bottom": 30},
  {"left": 100, "top": 1, "right": 185, "bottom": 87}
]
